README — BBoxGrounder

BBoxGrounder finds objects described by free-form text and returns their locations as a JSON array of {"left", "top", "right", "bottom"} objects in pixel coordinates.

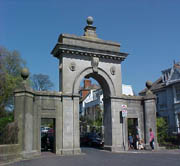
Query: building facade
[{"left": 139, "top": 62, "right": 180, "bottom": 133}]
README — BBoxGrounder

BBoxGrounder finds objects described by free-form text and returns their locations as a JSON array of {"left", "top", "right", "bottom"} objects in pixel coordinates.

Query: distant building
[
  {"left": 139, "top": 62, "right": 180, "bottom": 134},
  {"left": 122, "top": 84, "right": 134, "bottom": 96},
  {"left": 79, "top": 80, "right": 101, "bottom": 118},
  {"left": 79, "top": 79, "right": 134, "bottom": 121}
]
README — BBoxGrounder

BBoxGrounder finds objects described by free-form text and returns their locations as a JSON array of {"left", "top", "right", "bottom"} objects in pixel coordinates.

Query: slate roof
[
  {"left": 139, "top": 62, "right": 180, "bottom": 95},
  {"left": 139, "top": 77, "right": 165, "bottom": 96}
]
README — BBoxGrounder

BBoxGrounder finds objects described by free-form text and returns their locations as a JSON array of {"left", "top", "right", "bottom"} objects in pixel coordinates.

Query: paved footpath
[{"left": 2, "top": 148, "right": 180, "bottom": 166}]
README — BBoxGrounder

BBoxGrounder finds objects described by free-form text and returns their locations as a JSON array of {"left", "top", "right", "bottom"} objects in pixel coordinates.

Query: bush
[
  {"left": 0, "top": 120, "right": 18, "bottom": 144},
  {"left": 0, "top": 114, "right": 13, "bottom": 133},
  {"left": 0, "top": 113, "right": 16, "bottom": 144},
  {"left": 157, "top": 117, "right": 180, "bottom": 149},
  {"left": 156, "top": 117, "right": 168, "bottom": 145}
]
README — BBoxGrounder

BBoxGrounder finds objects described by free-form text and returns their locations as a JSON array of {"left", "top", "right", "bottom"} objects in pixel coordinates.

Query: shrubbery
[
  {"left": 157, "top": 117, "right": 179, "bottom": 149},
  {"left": 156, "top": 117, "right": 168, "bottom": 145}
]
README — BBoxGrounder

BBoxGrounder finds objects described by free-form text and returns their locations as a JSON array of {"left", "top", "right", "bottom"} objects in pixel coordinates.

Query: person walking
[
  {"left": 149, "top": 128, "right": 154, "bottom": 150},
  {"left": 128, "top": 133, "right": 134, "bottom": 149},
  {"left": 135, "top": 134, "right": 140, "bottom": 150}
]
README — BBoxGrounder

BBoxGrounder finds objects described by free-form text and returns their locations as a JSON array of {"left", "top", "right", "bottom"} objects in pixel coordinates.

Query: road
[{"left": 4, "top": 148, "right": 180, "bottom": 166}]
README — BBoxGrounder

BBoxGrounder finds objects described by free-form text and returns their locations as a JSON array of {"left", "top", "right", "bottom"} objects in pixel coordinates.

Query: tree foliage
[
  {"left": 31, "top": 74, "right": 54, "bottom": 91},
  {"left": 156, "top": 117, "right": 168, "bottom": 145},
  {"left": 0, "top": 112, "right": 13, "bottom": 132},
  {"left": 0, "top": 46, "right": 25, "bottom": 114},
  {"left": 80, "top": 105, "right": 103, "bottom": 133}
]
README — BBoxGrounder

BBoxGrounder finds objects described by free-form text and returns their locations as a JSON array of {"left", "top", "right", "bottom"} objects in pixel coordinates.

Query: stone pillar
[
  {"left": 55, "top": 96, "right": 63, "bottom": 154},
  {"left": 144, "top": 95, "right": 158, "bottom": 150},
  {"left": 103, "top": 98, "right": 112, "bottom": 149},
  {"left": 143, "top": 81, "right": 158, "bottom": 150},
  {"left": 104, "top": 97, "right": 127, "bottom": 152},
  {"left": 60, "top": 94, "right": 81, "bottom": 155},
  {"left": 73, "top": 96, "right": 81, "bottom": 154},
  {"left": 14, "top": 68, "right": 40, "bottom": 158},
  {"left": 14, "top": 86, "right": 39, "bottom": 158}
]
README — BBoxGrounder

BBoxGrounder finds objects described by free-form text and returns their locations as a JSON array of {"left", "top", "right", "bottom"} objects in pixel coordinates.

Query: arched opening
[
  {"left": 73, "top": 67, "right": 116, "bottom": 97},
  {"left": 75, "top": 69, "right": 115, "bottom": 149},
  {"left": 79, "top": 78, "right": 104, "bottom": 148}
]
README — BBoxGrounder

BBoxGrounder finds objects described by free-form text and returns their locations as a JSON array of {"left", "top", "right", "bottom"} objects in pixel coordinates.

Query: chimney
[
  {"left": 84, "top": 79, "right": 91, "bottom": 89},
  {"left": 81, "top": 79, "right": 92, "bottom": 99}
]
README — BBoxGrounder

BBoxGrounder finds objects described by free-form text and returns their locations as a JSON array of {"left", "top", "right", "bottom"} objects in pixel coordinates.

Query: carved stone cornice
[{"left": 52, "top": 43, "right": 128, "bottom": 62}]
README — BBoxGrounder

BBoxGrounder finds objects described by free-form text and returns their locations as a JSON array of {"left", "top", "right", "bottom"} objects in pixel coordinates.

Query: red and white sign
[{"left": 121, "top": 104, "right": 127, "bottom": 117}]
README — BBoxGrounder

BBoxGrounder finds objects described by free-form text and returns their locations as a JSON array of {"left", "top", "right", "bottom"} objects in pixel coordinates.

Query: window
[
  {"left": 178, "top": 114, "right": 180, "bottom": 126},
  {"left": 175, "top": 85, "right": 180, "bottom": 102},
  {"left": 157, "top": 90, "right": 167, "bottom": 109}
]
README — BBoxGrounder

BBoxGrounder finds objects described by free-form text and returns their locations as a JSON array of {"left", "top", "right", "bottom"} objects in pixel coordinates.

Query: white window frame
[{"left": 173, "top": 84, "right": 180, "bottom": 103}]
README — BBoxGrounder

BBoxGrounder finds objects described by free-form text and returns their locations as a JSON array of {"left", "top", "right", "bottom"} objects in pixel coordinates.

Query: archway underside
[{"left": 73, "top": 67, "right": 116, "bottom": 98}]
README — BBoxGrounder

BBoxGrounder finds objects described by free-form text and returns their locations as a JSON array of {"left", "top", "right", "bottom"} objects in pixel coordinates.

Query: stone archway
[
  {"left": 11, "top": 17, "right": 157, "bottom": 159},
  {"left": 51, "top": 16, "right": 128, "bottom": 153}
]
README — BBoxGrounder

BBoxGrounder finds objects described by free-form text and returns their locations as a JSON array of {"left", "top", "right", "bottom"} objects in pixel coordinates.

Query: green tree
[
  {"left": 0, "top": 47, "right": 26, "bottom": 139},
  {"left": 93, "top": 106, "right": 103, "bottom": 127},
  {"left": 0, "top": 46, "right": 25, "bottom": 113},
  {"left": 0, "top": 112, "right": 13, "bottom": 133},
  {"left": 156, "top": 117, "right": 168, "bottom": 145},
  {"left": 31, "top": 74, "right": 54, "bottom": 91}
]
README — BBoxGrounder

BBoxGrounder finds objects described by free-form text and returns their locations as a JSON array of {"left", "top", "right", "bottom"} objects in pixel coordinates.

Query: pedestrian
[
  {"left": 128, "top": 133, "right": 134, "bottom": 149},
  {"left": 149, "top": 128, "right": 154, "bottom": 150},
  {"left": 135, "top": 134, "right": 140, "bottom": 150}
]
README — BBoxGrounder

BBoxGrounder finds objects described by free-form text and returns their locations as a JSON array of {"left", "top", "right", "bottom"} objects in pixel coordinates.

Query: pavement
[{"left": 2, "top": 148, "right": 180, "bottom": 166}]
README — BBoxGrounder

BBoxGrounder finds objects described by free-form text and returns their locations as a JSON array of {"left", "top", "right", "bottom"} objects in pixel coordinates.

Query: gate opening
[
  {"left": 79, "top": 78, "right": 104, "bottom": 149},
  {"left": 128, "top": 118, "right": 138, "bottom": 150},
  {"left": 41, "top": 118, "right": 56, "bottom": 153}
]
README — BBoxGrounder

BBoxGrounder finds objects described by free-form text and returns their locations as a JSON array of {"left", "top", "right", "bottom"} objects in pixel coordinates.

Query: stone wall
[
  {"left": 0, "top": 120, "right": 20, "bottom": 163},
  {"left": 12, "top": 84, "right": 81, "bottom": 158},
  {"left": 114, "top": 94, "right": 158, "bottom": 150},
  {"left": 1, "top": 84, "right": 158, "bottom": 163},
  {"left": 0, "top": 144, "right": 21, "bottom": 163}
]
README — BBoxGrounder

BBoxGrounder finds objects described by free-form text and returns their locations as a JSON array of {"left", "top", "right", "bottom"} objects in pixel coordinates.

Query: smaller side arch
[{"left": 72, "top": 67, "right": 116, "bottom": 97}]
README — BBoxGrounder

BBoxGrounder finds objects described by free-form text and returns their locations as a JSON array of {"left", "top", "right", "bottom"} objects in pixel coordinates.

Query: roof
[
  {"left": 80, "top": 84, "right": 134, "bottom": 103},
  {"left": 79, "top": 83, "right": 100, "bottom": 91},
  {"left": 139, "top": 62, "right": 180, "bottom": 95},
  {"left": 79, "top": 85, "right": 101, "bottom": 103},
  {"left": 80, "top": 91, "right": 90, "bottom": 103},
  {"left": 139, "top": 77, "right": 165, "bottom": 96}
]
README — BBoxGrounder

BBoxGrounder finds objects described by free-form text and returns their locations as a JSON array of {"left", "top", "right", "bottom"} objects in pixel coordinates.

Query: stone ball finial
[
  {"left": 21, "top": 68, "right": 29, "bottom": 80},
  {"left": 87, "top": 16, "right": 93, "bottom": 25},
  {"left": 146, "top": 80, "right": 153, "bottom": 89}
]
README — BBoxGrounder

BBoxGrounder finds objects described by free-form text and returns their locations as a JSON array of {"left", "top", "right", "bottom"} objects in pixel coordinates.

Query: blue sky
[{"left": 1, "top": 0, "right": 180, "bottom": 94}]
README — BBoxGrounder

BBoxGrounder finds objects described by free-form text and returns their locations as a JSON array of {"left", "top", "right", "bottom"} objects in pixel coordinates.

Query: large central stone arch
[
  {"left": 50, "top": 17, "right": 129, "bottom": 152},
  {"left": 9, "top": 17, "right": 158, "bottom": 160},
  {"left": 72, "top": 67, "right": 118, "bottom": 150}
]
